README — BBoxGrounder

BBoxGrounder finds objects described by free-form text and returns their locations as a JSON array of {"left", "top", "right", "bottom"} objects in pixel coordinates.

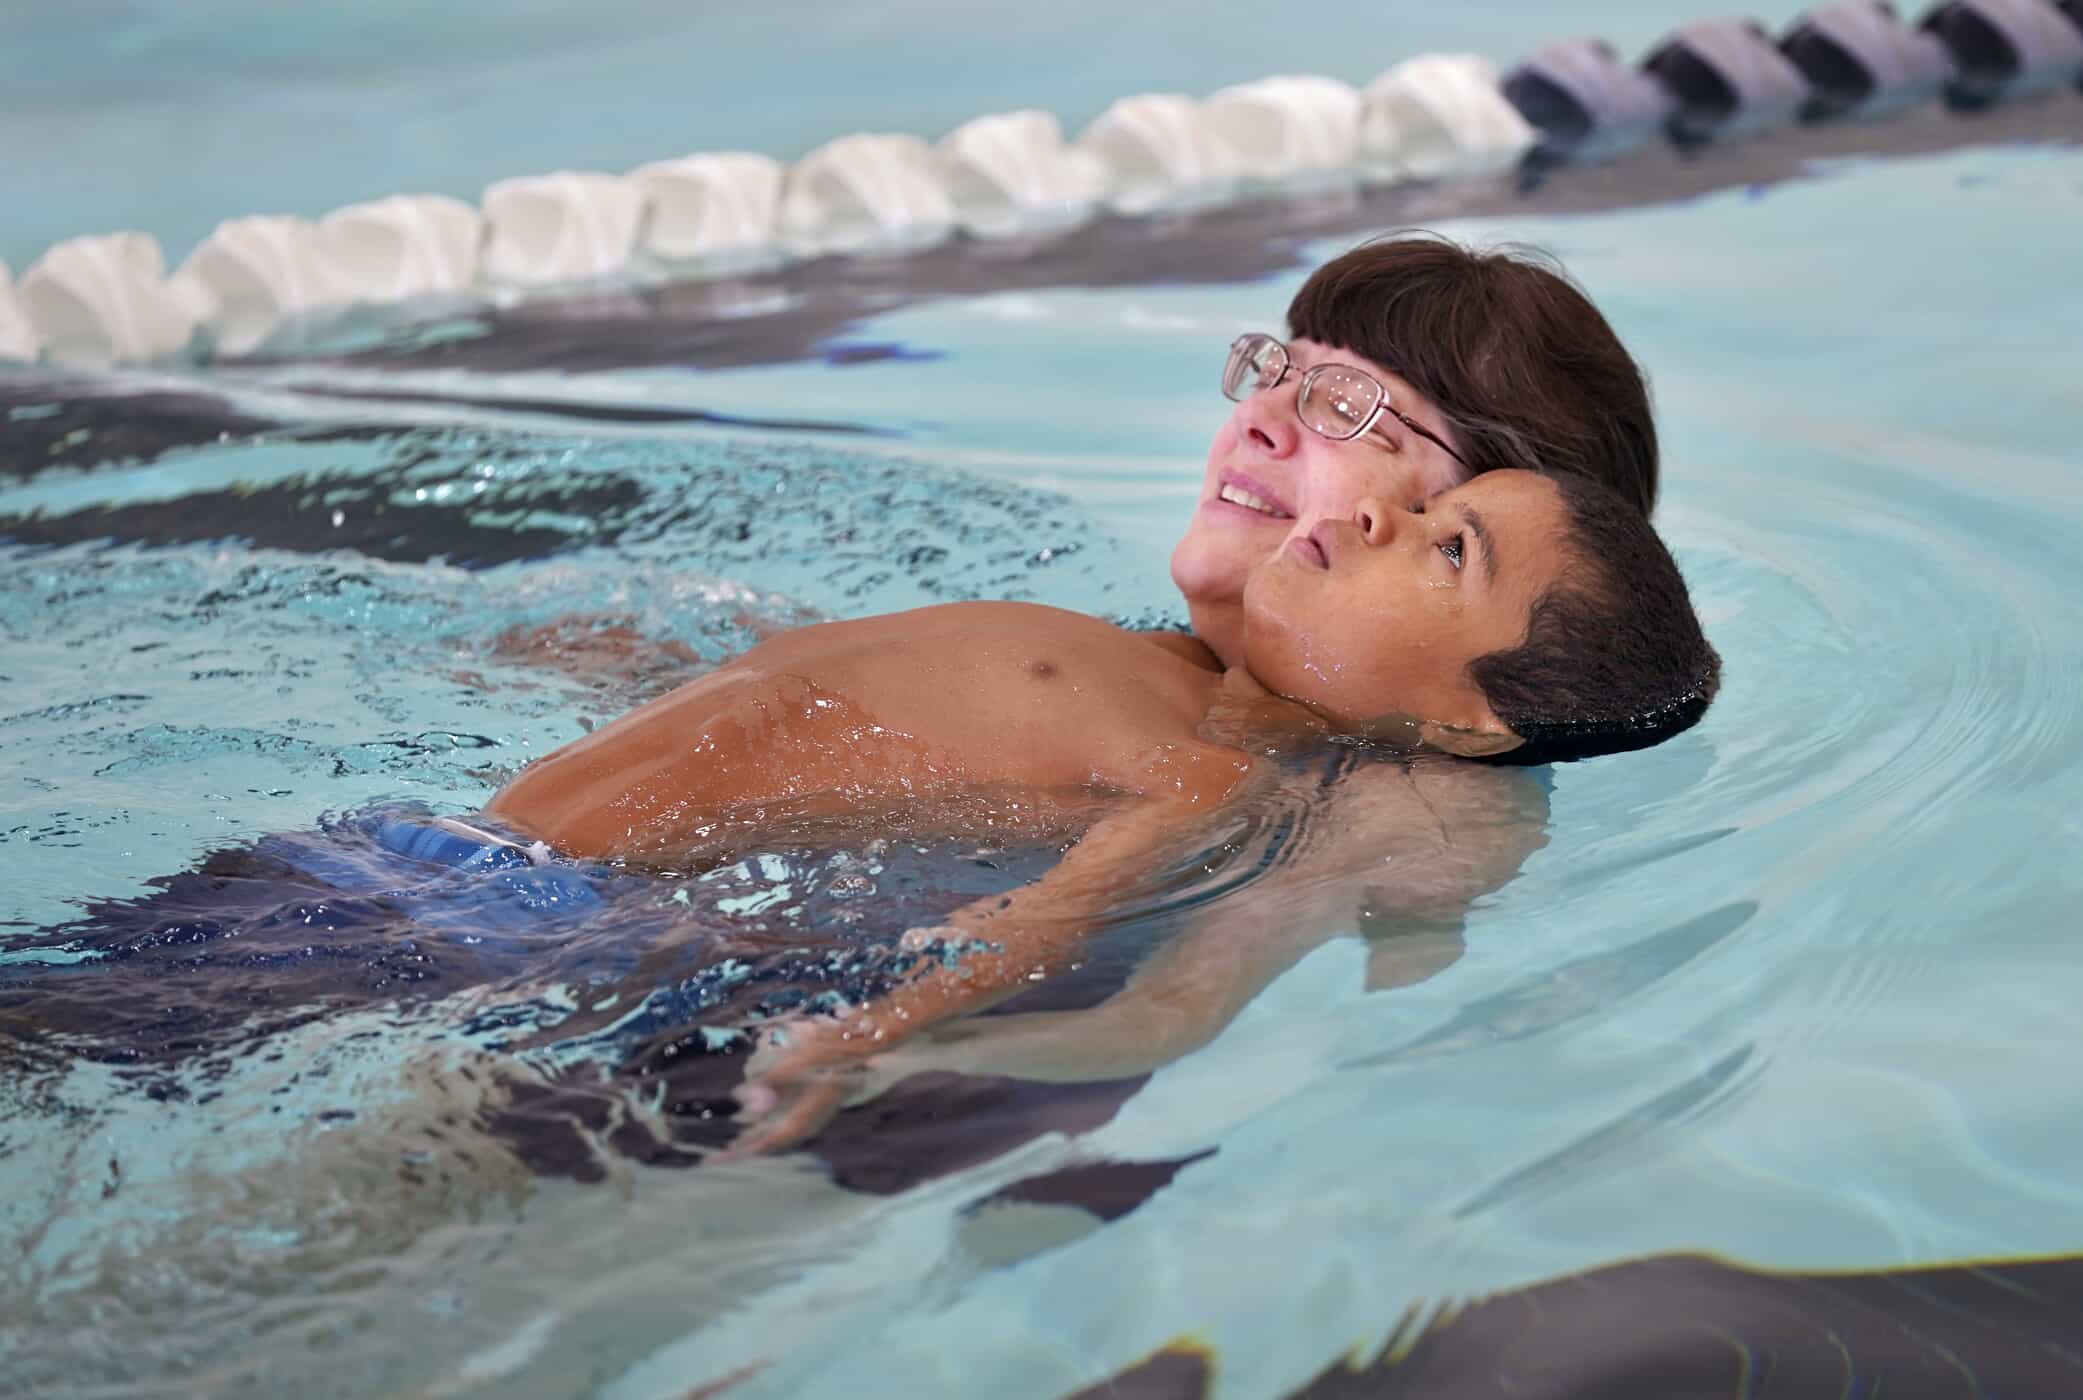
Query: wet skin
[
  {"left": 487, "top": 472, "right": 1569, "bottom": 1152},
  {"left": 1171, "top": 337, "right": 1470, "bottom": 669},
  {"left": 488, "top": 472, "right": 1568, "bottom": 862},
  {"left": 1243, "top": 470, "right": 1564, "bottom": 739},
  {"left": 488, "top": 601, "right": 1250, "bottom": 862}
]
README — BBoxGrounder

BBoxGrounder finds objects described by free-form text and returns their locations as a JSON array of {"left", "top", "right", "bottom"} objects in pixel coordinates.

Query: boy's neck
[{"left": 1204, "top": 664, "right": 1334, "bottom": 748}]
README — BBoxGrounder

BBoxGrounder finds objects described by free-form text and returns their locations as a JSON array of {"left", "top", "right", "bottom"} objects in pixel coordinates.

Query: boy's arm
[
  {"left": 829, "top": 759, "right": 1547, "bottom": 1086},
  {"left": 487, "top": 614, "right": 706, "bottom": 698},
  {"left": 729, "top": 790, "right": 1220, "bottom": 1154},
  {"left": 474, "top": 595, "right": 821, "bottom": 698}
]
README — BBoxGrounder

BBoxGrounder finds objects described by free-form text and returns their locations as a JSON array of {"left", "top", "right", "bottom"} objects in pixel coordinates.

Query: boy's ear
[{"left": 1416, "top": 716, "right": 1524, "bottom": 758}]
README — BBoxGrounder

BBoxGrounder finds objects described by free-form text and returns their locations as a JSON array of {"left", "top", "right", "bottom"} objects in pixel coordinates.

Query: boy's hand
[{"left": 728, "top": 1008, "right": 899, "bottom": 1156}]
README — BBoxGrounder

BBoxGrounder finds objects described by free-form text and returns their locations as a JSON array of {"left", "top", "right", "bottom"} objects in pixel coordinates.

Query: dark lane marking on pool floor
[
  {"left": 0, "top": 384, "right": 288, "bottom": 479},
  {"left": 0, "top": 470, "right": 640, "bottom": 568},
  {"left": 0, "top": 384, "right": 892, "bottom": 479},
  {"left": 1065, "top": 1250, "right": 2083, "bottom": 1400},
  {"left": 977, "top": 1149, "right": 1218, "bottom": 1224},
  {"left": 278, "top": 382, "right": 897, "bottom": 436}
]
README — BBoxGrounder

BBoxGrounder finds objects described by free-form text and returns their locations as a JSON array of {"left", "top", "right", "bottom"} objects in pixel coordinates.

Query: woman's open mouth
[{"left": 1211, "top": 474, "right": 1293, "bottom": 520}]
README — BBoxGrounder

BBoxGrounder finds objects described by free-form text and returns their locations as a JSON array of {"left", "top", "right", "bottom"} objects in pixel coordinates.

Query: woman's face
[{"left": 1169, "top": 337, "right": 1469, "bottom": 667}]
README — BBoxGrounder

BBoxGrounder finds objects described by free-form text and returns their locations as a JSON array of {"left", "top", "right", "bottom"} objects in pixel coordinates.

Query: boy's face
[
  {"left": 1240, "top": 470, "right": 1567, "bottom": 741},
  {"left": 1171, "top": 337, "right": 1469, "bottom": 669}
]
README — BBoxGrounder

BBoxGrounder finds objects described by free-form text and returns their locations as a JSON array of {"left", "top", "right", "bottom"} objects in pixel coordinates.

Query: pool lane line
[
  {"left": 0, "top": 90, "right": 2074, "bottom": 473},
  {"left": 224, "top": 90, "right": 2083, "bottom": 379}
]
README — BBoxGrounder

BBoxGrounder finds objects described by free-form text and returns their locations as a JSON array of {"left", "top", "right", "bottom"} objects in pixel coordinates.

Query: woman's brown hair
[{"left": 1287, "top": 232, "right": 1658, "bottom": 515}]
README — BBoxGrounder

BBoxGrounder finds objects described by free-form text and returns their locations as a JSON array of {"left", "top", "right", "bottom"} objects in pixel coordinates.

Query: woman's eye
[{"left": 1439, "top": 533, "right": 1465, "bottom": 569}]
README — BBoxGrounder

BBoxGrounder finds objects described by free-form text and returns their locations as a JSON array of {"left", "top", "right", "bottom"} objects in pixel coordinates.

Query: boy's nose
[{"left": 1354, "top": 497, "right": 1398, "bottom": 545}]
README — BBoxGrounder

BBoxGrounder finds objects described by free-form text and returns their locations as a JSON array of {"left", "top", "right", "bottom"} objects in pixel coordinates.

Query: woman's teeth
[{"left": 1218, "top": 484, "right": 1284, "bottom": 516}]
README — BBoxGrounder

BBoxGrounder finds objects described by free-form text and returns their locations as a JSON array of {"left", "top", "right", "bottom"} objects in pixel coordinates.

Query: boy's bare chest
[
  {"left": 489, "top": 605, "right": 1250, "bottom": 858},
  {"left": 705, "top": 609, "right": 1222, "bottom": 797}
]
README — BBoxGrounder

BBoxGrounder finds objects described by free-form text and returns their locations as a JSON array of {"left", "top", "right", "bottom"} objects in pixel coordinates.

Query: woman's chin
[{"left": 1174, "top": 521, "right": 1285, "bottom": 589}]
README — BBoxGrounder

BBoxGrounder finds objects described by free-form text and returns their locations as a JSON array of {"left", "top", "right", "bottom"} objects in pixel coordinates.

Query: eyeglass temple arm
[{"left": 1387, "top": 406, "right": 1468, "bottom": 468}]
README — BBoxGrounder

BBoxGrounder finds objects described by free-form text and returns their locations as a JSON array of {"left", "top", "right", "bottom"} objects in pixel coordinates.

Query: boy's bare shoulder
[
  {"left": 1293, "top": 754, "right": 1549, "bottom": 914},
  {"left": 1356, "top": 755, "right": 1549, "bottom": 847}
]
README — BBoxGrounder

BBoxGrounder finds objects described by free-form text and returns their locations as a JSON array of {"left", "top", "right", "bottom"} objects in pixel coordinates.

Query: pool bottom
[{"left": 1072, "top": 1248, "right": 2083, "bottom": 1399}]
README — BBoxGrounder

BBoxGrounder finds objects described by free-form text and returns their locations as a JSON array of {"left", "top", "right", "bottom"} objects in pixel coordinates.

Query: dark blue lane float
[
  {"left": 1501, "top": 38, "right": 1674, "bottom": 163},
  {"left": 1922, "top": 0, "right": 2083, "bottom": 104},
  {"left": 1067, "top": 1252, "right": 2083, "bottom": 1399},
  {"left": 1506, "top": 0, "right": 2083, "bottom": 159},
  {"left": 1782, "top": 0, "right": 1958, "bottom": 118},
  {"left": 1641, "top": 17, "right": 1816, "bottom": 144}
]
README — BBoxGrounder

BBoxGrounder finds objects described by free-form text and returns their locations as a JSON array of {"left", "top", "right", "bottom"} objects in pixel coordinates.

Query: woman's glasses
[{"left": 1221, "top": 333, "right": 1468, "bottom": 468}]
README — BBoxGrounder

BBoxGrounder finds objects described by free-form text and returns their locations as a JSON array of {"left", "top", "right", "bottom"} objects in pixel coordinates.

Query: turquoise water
[{"left": 4, "top": 23, "right": 2083, "bottom": 1398}]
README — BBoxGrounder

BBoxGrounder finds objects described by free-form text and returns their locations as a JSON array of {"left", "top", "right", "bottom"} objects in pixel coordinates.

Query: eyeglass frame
[{"left": 1222, "top": 333, "right": 1469, "bottom": 469}]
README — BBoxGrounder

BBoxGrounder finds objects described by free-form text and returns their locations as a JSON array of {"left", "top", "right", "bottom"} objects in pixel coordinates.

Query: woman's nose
[
  {"left": 1236, "top": 387, "right": 1301, "bottom": 457},
  {"left": 1354, "top": 496, "right": 1398, "bottom": 545}
]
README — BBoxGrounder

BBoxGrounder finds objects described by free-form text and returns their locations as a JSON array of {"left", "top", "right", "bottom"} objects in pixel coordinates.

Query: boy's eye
[{"left": 1439, "top": 533, "right": 1465, "bottom": 569}]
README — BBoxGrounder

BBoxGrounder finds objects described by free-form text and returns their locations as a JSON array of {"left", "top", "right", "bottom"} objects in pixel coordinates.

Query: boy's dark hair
[
  {"left": 1287, "top": 233, "right": 1659, "bottom": 515},
  {"left": 1469, "top": 472, "right": 1720, "bottom": 765}
]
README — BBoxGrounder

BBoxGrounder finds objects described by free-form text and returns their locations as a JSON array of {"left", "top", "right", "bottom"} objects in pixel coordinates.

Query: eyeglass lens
[
  {"left": 1221, "top": 333, "right": 1466, "bottom": 463},
  {"left": 1222, "top": 335, "right": 1285, "bottom": 401},
  {"left": 1298, "top": 366, "right": 1380, "bottom": 441},
  {"left": 1224, "top": 336, "right": 1380, "bottom": 441}
]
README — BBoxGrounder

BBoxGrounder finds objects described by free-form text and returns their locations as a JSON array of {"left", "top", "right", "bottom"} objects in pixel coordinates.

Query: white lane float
[
  {"left": 629, "top": 153, "right": 784, "bottom": 263},
  {"left": 18, "top": 232, "right": 196, "bottom": 367},
  {"left": 778, "top": 133, "right": 956, "bottom": 257},
  {"left": 934, "top": 110, "right": 1101, "bottom": 239},
  {"left": 0, "top": 262, "right": 40, "bottom": 363},
  {"left": 1360, "top": 54, "right": 1538, "bottom": 181},
  {"left": 172, "top": 214, "right": 357, "bottom": 356},
  {"left": 318, "top": 195, "right": 485, "bottom": 301},
  {"left": 1202, "top": 75, "right": 1364, "bottom": 184},
  {"left": 1075, "top": 93, "right": 1240, "bottom": 214},
  {"left": 480, "top": 171, "right": 647, "bottom": 288}
]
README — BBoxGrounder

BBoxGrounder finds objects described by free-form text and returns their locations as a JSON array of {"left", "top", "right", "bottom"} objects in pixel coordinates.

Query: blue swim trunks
[{"left": 6, "top": 803, "right": 1059, "bottom": 1065}]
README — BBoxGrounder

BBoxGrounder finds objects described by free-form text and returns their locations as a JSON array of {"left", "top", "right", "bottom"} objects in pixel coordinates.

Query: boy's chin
[
  {"left": 1415, "top": 720, "right": 1525, "bottom": 758},
  {"left": 1295, "top": 708, "right": 1525, "bottom": 758}
]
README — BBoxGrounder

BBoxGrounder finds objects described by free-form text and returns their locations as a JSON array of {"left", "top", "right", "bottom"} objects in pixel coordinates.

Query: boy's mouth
[{"left": 1287, "top": 528, "right": 1330, "bottom": 570}]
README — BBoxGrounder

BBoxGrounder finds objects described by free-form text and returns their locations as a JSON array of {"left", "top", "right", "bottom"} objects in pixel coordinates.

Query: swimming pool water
[{"left": 3, "top": 74, "right": 2083, "bottom": 1400}]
